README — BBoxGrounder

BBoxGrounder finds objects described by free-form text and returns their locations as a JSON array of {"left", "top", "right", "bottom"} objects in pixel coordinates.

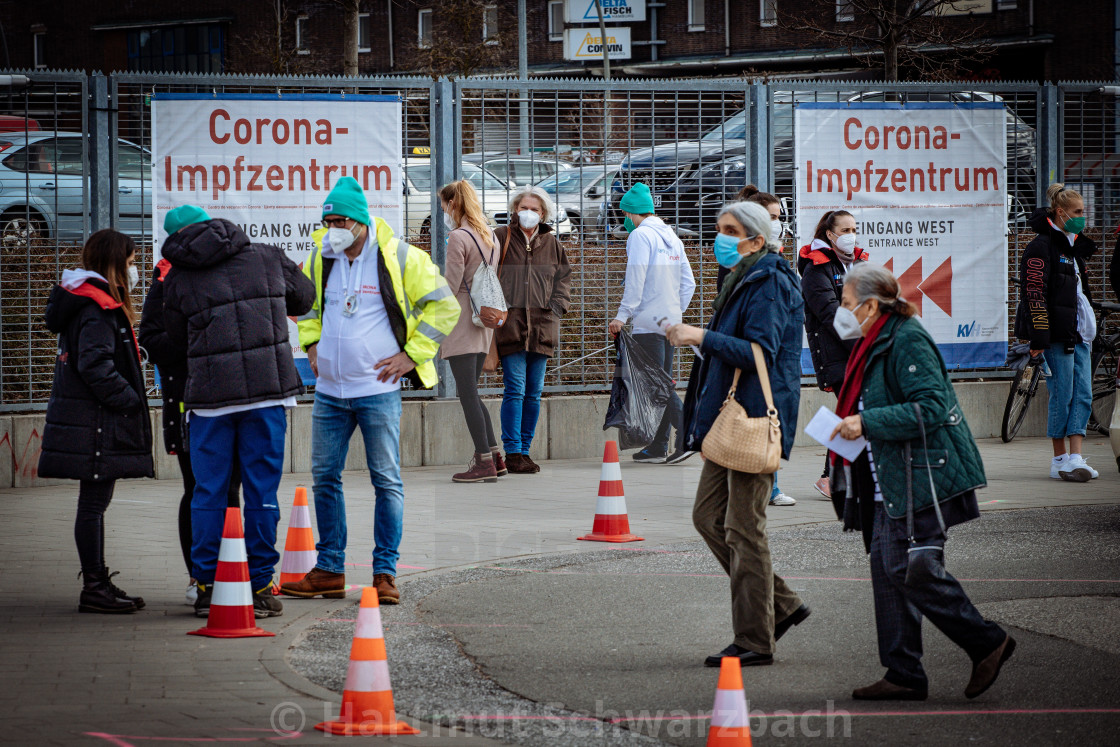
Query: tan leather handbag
[{"left": 700, "top": 342, "right": 782, "bottom": 474}]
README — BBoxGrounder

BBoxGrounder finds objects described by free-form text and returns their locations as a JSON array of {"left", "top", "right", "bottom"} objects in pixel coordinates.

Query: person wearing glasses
[{"left": 283, "top": 177, "right": 460, "bottom": 605}]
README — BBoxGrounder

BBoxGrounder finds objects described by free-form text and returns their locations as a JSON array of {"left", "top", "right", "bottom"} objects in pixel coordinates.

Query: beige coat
[{"left": 440, "top": 223, "right": 500, "bottom": 358}]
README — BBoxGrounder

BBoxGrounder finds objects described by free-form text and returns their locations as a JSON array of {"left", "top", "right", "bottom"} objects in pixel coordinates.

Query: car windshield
[
  {"left": 405, "top": 163, "right": 432, "bottom": 192},
  {"left": 463, "top": 163, "right": 507, "bottom": 191},
  {"left": 702, "top": 111, "right": 747, "bottom": 142},
  {"left": 539, "top": 169, "right": 609, "bottom": 193}
]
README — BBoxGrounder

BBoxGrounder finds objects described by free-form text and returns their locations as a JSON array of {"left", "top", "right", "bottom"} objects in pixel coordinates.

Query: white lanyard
[{"left": 338, "top": 247, "right": 366, "bottom": 317}]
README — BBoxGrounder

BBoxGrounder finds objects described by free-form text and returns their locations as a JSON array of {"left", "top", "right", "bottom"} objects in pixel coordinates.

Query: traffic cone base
[
  {"left": 279, "top": 487, "right": 317, "bottom": 587},
  {"left": 579, "top": 441, "right": 643, "bottom": 543},
  {"left": 188, "top": 507, "right": 275, "bottom": 638}
]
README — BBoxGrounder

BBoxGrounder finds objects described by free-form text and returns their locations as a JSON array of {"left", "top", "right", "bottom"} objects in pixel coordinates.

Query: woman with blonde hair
[
  {"left": 493, "top": 186, "right": 571, "bottom": 474},
  {"left": 1015, "top": 183, "right": 1099, "bottom": 481},
  {"left": 439, "top": 179, "right": 505, "bottom": 483}
]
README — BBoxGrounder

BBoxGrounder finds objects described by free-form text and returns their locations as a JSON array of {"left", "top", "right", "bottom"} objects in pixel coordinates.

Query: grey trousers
[{"left": 693, "top": 459, "right": 803, "bottom": 654}]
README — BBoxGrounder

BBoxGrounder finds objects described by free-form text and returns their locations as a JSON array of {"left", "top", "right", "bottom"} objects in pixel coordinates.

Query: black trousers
[
  {"left": 176, "top": 449, "right": 241, "bottom": 575},
  {"left": 448, "top": 352, "right": 498, "bottom": 455},
  {"left": 632, "top": 333, "right": 683, "bottom": 453},
  {"left": 76, "top": 479, "right": 116, "bottom": 574}
]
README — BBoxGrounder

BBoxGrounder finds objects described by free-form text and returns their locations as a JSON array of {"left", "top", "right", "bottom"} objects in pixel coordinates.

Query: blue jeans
[
  {"left": 1043, "top": 341, "right": 1093, "bottom": 439},
  {"left": 500, "top": 351, "right": 548, "bottom": 455},
  {"left": 870, "top": 504, "right": 1006, "bottom": 690},
  {"left": 190, "top": 407, "right": 286, "bottom": 590},
  {"left": 311, "top": 391, "right": 404, "bottom": 577}
]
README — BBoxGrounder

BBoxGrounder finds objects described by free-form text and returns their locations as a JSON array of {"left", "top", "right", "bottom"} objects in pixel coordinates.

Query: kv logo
[
  {"left": 957, "top": 320, "right": 979, "bottom": 338},
  {"left": 883, "top": 256, "right": 953, "bottom": 317}
]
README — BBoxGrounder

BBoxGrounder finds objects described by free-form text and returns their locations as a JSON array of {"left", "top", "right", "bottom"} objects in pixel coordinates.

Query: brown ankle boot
[
  {"left": 521, "top": 454, "right": 541, "bottom": 473},
  {"left": 452, "top": 453, "right": 498, "bottom": 483},
  {"left": 492, "top": 450, "right": 508, "bottom": 476},
  {"left": 505, "top": 453, "right": 535, "bottom": 474},
  {"left": 279, "top": 567, "right": 346, "bottom": 598},
  {"left": 373, "top": 573, "right": 400, "bottom": 604}
]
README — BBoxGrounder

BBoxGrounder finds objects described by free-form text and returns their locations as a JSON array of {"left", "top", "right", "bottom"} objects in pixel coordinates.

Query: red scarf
[{"left": 830, "top": 313, "right": 891, "bottom": 465}]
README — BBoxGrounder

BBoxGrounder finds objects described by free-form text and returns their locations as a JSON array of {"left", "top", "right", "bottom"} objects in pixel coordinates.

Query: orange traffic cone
[
  {"left": 707, "top": 657, "right": 753, "bottom": 746},
  {"left": 316, "top": 587, "right": 419, "bottom": 736},
  {"left": 578, "top": 440, "right": 644, "bottom": 543},
  {"left": 279, "top": 487, "right": 316, "bottom": 588},
  {"left": 188, "top": 507, "right": 274, "bottom": 639}
]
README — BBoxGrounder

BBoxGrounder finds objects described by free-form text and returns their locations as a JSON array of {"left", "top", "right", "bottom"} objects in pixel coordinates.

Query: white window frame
[
  {"left": 358, "top": 12, "right": 371, "bottom": 53},
  {"left": 295, "top": 15, "right": 309, "bottom": 55},
  {"left": 483, "top": 4, "right": 499, "bottom": 45},
  {"left": 760, "top": 0, "right": 778, "bottom": 28},
  {"left": 548, "top": 1, "right": 564, "bottom": 42},
  {"left": 418, "top": 8, "right": 433, "bottom": 49},
  {"left": 688, "top": 0, "right": 706, "bottom": 31},
  {"left": 33, "top": 31, "right": 46, "bottom": 69},
  {"left": 836, "top": 0, "right": 854, "bottom": 22}
]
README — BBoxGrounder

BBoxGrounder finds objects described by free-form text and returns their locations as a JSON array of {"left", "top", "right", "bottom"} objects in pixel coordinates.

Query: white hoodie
[
  {"left": 315, "top": 232, "right": 403, "bottom": 399},
  {"left": 60, "top": 268, "right": 107, "bottom": 290},
  {"left": 613, "top": 216, "right": 696, "bottom": 334}
]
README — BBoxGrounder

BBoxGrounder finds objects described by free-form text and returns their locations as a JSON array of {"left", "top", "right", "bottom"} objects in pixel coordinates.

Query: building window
[
  {"left": 33, "top": 32, "right": 46, "bottom": 69},
  {"left": 483, "top": 5, "right": 499, "bottom": 45},
  {"left": 548, "top": 1, "right": 564, "bottom": 42},
  {"left": 688, "top": 0, "right": 706, "bottom": 31},
  {"left": 760, "top": 0, "right": 777, "bottom": 28},
  {"left": 126, "top": 24, "right": 224, "bottom": 73},
  {"left": 418, "top": 8, "right": 433, "bottom": 49},
  {"left": 296, "top": 15, "right": 309, "bottom": 54},
  {"left": 997, "top": 0, "right": 1017, "bottom": 8},
  {"left": 836, "top": 0, "right": 854, "bottom": 22},
  {"left": 358, "top": 12, "right": 371, "bottom": 52}
]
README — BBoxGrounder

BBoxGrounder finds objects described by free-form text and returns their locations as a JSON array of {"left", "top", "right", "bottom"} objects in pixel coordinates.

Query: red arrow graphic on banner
[{"left": 882, "top": 257, "right": 953, "bottom": 317}]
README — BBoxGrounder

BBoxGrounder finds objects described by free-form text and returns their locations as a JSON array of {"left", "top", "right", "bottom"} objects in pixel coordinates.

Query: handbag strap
[
  {"left": 907, "top": 401, "right": 947, "bottom": 542},
  {"left": 751, "top": 342, "right": 777, "bottom": 416}
]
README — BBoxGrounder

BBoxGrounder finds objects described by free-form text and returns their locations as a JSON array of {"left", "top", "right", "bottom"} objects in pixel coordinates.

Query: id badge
[{"left": 342, "top": 294, "right": 359, "bottom": 317}]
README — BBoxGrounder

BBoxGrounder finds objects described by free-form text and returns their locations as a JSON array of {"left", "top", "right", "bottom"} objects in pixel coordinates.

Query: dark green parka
[{"left": 858, "top": 314, "right": 986, "bottom": 520}]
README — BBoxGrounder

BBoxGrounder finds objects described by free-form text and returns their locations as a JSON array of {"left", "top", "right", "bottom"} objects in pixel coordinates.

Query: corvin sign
[
  {"left": 563, "top": 27, "right": 632, "bottom": 61},
  {"left": 794, "top": 102, "right": 1008, "bottom": 369}
]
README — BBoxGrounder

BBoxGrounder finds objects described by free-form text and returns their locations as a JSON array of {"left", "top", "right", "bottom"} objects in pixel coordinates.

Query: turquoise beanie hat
[
  {"left": 164, "top": 205, "right": 211, "bottom": 235},
  {"left": 619, "top": 182, "right": 655, "bottom": 215},
  {"left": 322, "top": 176, "right": 371, "bottom": 225}
]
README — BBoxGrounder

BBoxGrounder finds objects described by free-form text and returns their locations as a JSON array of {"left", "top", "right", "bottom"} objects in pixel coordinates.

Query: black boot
[
  {"left": 79, "top": 569, "right": 137, "bottom": 614},
  {"left": 103, "top": 566, "right": 145, "bottom": 609}
]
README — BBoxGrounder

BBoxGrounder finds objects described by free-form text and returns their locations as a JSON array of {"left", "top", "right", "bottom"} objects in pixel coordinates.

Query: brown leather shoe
[
  {"left": 491, "top": 451, "right": 508, "bottom": 476},
  {"left": 965, "top": 635, "right": 1016, "bottom": 699},
  {"left": 852, "top": 678, "right": 928, "bottom": 701},
  {"left": 506, "top": 453, "right": 535, "bottom": 474},
  {"left": 279, "top": 568, "right": 346, "bottom": 599},
  {"left": 452, "top": 453, "right": 498, "bottom": 483},
  {"left": 373, "top": 573, "right": 400, "bottom": 605},
  {"left": 521, "top": 454, "right": 541, "bottom": 473}
]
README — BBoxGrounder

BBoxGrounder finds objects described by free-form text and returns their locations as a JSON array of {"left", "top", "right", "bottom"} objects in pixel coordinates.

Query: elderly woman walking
[
  {"left": 668, "top": 201, "right": 809, "bottom": 667},
  {"left": 493, "top": 186, "right": 572, "bottom": 474},
  {"left": 830, "top": 263, "right": 1015, "bottom": 701}
]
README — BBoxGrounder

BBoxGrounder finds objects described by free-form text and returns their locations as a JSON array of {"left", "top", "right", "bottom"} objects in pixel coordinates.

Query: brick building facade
[{"left": 1, "top": 1, "right": 1115, "bottom": 81}]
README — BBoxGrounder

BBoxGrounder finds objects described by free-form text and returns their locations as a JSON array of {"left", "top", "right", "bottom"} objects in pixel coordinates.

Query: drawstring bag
[{"left": 459, "top": 229, "right": 507, "bottom": 329}]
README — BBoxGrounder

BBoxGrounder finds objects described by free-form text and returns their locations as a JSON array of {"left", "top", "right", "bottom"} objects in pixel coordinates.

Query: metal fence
[{"left": 1, "top": 70, "right": 1117, "bottom": 410}]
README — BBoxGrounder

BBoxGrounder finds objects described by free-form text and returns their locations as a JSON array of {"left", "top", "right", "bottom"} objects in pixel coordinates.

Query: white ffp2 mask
[
  {"left": 127, "top": 265, "right": 139, "bottom": 291},
  {"left": 518, "top": 210, "right": 541, "bottom": 229},
  {"left": 834, "top": 233, "right": 857, "bottom": 256},
  {"left": 832, "top": 306, "right": 865, "bottom": 340},
  {"left": 327, "top": 226, "right": 357, "bottom": 254}
]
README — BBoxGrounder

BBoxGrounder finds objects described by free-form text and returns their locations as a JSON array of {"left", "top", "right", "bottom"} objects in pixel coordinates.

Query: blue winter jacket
[{"left": 681, "top": 251, "right": 805, "bottom": 460}]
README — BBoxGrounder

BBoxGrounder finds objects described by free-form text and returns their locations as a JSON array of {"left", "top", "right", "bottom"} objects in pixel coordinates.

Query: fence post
[
  {"left": 88, "top": 72, "right": 112, "bottom": 234},
  {"left": 431, "top": 78, "right": 457, "bottom": 400},
  {"left": 748, "top": 82, "right": 771, "bottom": 191},
  {"left": 1039, "top": 82, "right": 1061, "bottom": 205}
]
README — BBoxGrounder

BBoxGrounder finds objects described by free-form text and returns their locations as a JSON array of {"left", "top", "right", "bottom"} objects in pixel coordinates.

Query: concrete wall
[{"left": 0, "top": 380, "right": 1057, "bottom": 487}]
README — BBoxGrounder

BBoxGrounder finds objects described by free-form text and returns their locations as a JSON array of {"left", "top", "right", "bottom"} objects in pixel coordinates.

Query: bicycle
[{"left": 1000, "top": 299, "right": 1120, "bottom": 443}]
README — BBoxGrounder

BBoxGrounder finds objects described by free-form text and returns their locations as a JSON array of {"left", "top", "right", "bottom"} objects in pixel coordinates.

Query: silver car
[
  {"left": 0, "top": 132, "right": 151, "bottom": 244},
  {"left": 536, "top": 165, "right": 618, "bottom": 239}
]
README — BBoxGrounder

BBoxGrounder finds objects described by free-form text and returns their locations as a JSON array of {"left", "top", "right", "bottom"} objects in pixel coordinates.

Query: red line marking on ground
[
  {"left": 315, "top": 618, "right": 532, "bottom": 628},
  {"left": 85, "top": 730, "right": 300, "bottom": 744},
  {"left": 483, "top": 567, "right": 1120, "bottom": 584},
  {"left": 446, "top": 707, "right": 1120, "bottom": 724}
]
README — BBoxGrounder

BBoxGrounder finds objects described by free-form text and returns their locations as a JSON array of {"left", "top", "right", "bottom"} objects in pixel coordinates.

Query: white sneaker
[
  {"left": 1049, "top": 457, "right": 1065, "bottom": 480},
  {"left": 185, "top": 579, "right": 198, "bottom": 605},
  {"left": 1068, "top": 454, "right": 1099, "bottom": 479},
  {"left": 769, "top": 492, "right": 797, "bottom": 506},
  {"left": 1053, "top": 455, "right": 1091, "bottom": 482}
]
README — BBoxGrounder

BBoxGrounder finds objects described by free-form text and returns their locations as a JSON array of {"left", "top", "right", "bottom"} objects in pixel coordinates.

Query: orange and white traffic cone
[
  {"left": 316, "top": 587, "right": 419, "bottom": 736},
  {"left": 188, "top": 507, "right": 274, "bottom": 639},
  {"left": 706, "top": 657, "right": 753, "bottom": 746},
  {"left": 578, "top": 440, "right": 644, "bottom": 543},
  {"left": 279, "top": 487, "right": 316, "bottom": 588}
]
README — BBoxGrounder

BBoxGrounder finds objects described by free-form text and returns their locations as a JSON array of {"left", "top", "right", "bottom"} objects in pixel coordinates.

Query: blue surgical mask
[
  {"left": 713, "top": 232, "right": 744, "bottom": 269},
  {"left": 623, "top": 216, "right": 635, "bottom": 234}
]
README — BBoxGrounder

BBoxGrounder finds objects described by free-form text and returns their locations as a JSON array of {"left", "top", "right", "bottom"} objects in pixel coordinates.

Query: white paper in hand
[{"left": 804, "top": 406, "right": 867, "bottom": 462}]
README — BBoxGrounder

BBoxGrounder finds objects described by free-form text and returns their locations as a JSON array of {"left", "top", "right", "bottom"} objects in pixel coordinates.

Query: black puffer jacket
[
  {"left": 1015, "top": 209, "right": 1097, "bottom": 352},
  {"left": 162, "top": 219, "right": 315, "bottom": 410},
  {"left": 38, "top": 276, "right": 154, "bottom": 481},
  {"left": 138, "top": 259, "right": 187, "bottom": 454},
  {"left": 797, "top": 241, "right": 867, "bottom": 391}
]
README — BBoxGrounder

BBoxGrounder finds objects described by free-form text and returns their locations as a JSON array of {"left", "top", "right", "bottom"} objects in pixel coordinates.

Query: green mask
[
  {"left": 623, "top": 216, "right": 635, "bottom": 234},
  {"left": 1062, "top": 215, "right": 1086, "bottom": 235}
]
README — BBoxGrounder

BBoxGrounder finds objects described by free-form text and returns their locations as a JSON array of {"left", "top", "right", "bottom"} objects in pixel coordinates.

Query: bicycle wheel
[
  {"left": 1002, "top": 360, "right": 1044, "bottom": 443},
  {"left": 1089, "top": 335, "right": 1118, "bottom": 436}
]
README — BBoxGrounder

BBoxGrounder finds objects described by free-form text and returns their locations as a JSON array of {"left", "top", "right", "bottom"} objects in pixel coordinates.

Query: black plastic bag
[{"left": 603, "top": 330, "right": 676, "bottom": 449}]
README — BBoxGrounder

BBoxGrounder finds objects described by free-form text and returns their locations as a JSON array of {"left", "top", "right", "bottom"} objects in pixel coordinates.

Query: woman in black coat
[
  {"left": 39, "top": 229, "right": 153, "bottom": 614},
  {"left": 138, "top": 258, "right": 240, "bottom": 605}
]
